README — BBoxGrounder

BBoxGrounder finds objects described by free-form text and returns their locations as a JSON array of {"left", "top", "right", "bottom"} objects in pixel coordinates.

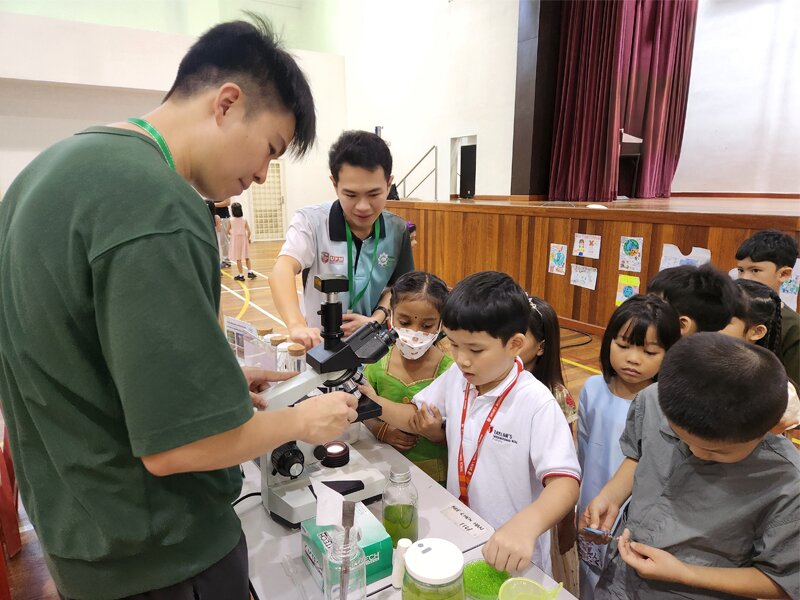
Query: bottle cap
[
  {"left": 404, "top": 538, "right": 463, "bottom": 586},
  {"left": 270, "top": 335, "right": 288, "bottom": 346},
  {"left": 257, "top": 327, "right": 274, "bottom": 336},
  {"left": 288, "top": 343, "right": 306, "bottom": 357},
  {"left": 389, "top": 466, "right": 412, "bottom": 484}
]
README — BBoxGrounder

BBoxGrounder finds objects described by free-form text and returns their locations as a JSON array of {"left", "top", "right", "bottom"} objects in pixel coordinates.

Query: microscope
[{"left": 260, "top": 274, "right": 397, "bottom": 527}]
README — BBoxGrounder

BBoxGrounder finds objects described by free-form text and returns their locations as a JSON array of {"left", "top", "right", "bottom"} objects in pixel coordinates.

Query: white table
[{"left": 237, "top": 425, "right": 576, "bottom": 600}]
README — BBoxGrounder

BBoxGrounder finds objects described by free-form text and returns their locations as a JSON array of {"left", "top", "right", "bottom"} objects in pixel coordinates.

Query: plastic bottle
[
  {"left": 276, "top": 341, "right": 292, "bottom": 371},
  {"left": 287, "top": 343, "right": 307, "bottom": 373},
  {"left": 323, "top": 528, "right": 367, "bottom": 600},
  {"left": 268, "top": 335, "right": 288, "bottom": 371},
  {"left": 402, "top": 538, "right": 465, "bottom": 600},
  {"left": 382, "top": 466, "right": 419, "bottom": 547}
]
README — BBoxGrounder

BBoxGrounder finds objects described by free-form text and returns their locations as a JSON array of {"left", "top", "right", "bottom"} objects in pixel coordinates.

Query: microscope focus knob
[{"left": 271, "top": 443, "right": 305, "bottom": 478}]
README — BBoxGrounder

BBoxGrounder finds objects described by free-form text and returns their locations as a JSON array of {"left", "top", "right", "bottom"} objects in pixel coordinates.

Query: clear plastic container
[
  {"left": 497, "top": 577, "right": 562, "bottom": 600},
  {"left": 323, "top": 528, "right": 367, "bottom": 600},
  {"left": 383, "top": 466, "right": 419, "bottom": 547},
  {"left": 402, "top": 538, "right": 464, "bottom": 600},
  {"left": 463, "top": 559, "right": 510, "bottom": 600}
]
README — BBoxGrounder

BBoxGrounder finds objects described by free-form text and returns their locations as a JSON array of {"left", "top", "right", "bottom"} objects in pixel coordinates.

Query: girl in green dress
[{"left": 363, "top": 272, "right": 452, "bottom": 485}]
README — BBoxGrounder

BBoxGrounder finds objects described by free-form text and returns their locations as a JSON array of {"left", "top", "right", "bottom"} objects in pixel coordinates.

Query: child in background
[
  {"left": 519, "top": 295, "right": 579, "bottom": 595},
  {"left": 736, "top": 229, "right": 800, "bottom": 387},
  {"left": 585, "top": 334, "right": 799, "bottom": 600},
  {"left": 363, "top": 271, "right": 452, "bottom": 485},
  {"left": 721, "top": 278, "right": 800, "bottom": 433},
  {"left": 362, "top": 272, "right": 580, "bottom": 576},
  {"left": 647, "top": 263, "right": 738, "bottom": 335},
  {"left": 228, "top": 202, "right": 256, "bottom": 282},
  {"left": 205, "top": 201, "right": 225, "bottom": 268},
  {"left": 406, "top": 221, "right": 418, "bottom": 249},
  {"left": 577, "top": 295, "right": 681, "bottom": 600}
]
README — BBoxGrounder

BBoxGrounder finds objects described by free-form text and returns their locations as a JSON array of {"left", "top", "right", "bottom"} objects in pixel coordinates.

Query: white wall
[
  {"left": 672, "top": 0, "right": 800, "bottom": 194},
  {"left": 295, "top": 0, "right": 520, "bottom": 200},
  {"left": 0, "top": 13, "right": 347, "bottom": 223}
]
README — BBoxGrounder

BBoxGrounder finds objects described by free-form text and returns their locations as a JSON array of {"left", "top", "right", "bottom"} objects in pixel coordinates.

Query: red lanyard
[{"left": 458, "top": 358, "right": 523, "bottom": 506}]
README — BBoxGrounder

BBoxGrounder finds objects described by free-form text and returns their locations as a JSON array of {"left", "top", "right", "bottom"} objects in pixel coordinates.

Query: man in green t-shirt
[{"left": 0, "top": 17, "right": 357, "bottom": 600}]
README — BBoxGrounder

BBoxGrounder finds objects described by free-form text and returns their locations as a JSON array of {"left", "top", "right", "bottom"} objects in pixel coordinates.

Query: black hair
[
  {"left": 441, "top": 271, "right": 529, "bottom": 343},
  {"left": 329, "top": 130, "right": 392, "bottom": 182},
  {"left": 731, "top": 279, "right": 782, "bottom": 354},
  {"left": 205, "top": 200, "right": 216, "bottom": 215},
  {"left": 647, "top": 264, "right": 738, "bottom": 332},
  {"left": 735, "top": 229, "right": 799, "bottom": 269},
  {"left": 526, "top": 295, "right": 565, "bottom": 392},
  {"left": 600, "top": 295, "right": 681, "bottom": 382},
  {"left": 658, "top": 333, "right": 788, "bottom": 442},
  {"left": 390, "top": 271, "right": 449, "bottom": 315},
  {"left": 231, "top": 202, "right": 244, "bottom": 218},
  {"left": 164, "top": 14, "right": 316, "bottom": 157}
]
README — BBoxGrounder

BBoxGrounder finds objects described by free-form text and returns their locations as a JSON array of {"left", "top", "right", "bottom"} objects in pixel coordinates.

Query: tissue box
[{"left": 301, "top": 501, "right": 393, "bottom": 589}]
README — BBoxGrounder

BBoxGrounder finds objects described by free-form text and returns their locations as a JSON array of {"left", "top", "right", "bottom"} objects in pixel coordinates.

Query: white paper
[
  {"left": 570, "top": 264, "right": 598, "bottom": 290},
  {"left": 780, "top": 258, "right": 800, "bottom": 311},
  {"left": 224, "top": 316, "right": 258, "bottom": 363},
  {"left": 312, "top": 478, "right": 345, "bottom": 527},
  {"left": 440, "top": 503, "right": 490, "bottom": 539},
  {"left": 658, "top": 244, "right": 711, "bottom": 271},
  {"left": 572, "top": 233, "right": 602, "bottom": 259},
  {"left": 618, "top": 236, "right": 643, "bottom": 272}
]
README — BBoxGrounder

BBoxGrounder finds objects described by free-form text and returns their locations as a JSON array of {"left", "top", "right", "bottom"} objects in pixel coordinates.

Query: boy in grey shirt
[{"left": 582, "top": 333, "right": 799, "bottom": 599}]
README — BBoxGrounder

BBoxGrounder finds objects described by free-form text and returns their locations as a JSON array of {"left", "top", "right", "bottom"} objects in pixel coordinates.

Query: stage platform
[{"left": 388, "top": 196, "right": 799, "bottom": 332}]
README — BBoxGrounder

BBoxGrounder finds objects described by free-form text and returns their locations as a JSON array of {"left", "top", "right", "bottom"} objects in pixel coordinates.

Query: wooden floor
[{"left": 11, "top": 240, "right": 602, "bottom": 599}]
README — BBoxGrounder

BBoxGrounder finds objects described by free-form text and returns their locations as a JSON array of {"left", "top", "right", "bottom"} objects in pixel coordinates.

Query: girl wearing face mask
[{"left": 362, "top": 271, "right": 451, "bottom": 484}]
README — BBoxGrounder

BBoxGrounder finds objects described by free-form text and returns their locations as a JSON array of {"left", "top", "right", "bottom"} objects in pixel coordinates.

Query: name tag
[{"left": 440, "top": 503, "right": 490, "bottom": 538}]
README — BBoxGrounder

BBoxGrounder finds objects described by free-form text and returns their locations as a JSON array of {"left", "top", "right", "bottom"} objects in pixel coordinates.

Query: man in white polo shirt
[{"left": 270, "top": 131, "right": 414, "bottom": 348}]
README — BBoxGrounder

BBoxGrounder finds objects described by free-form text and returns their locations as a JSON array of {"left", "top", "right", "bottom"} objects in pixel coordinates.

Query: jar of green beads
[
  {"left": 382, "top": 466, "right": 418, "bottom": 547},
  {"left": 402, "top": 538, "right": 465, "bottom": 600}
]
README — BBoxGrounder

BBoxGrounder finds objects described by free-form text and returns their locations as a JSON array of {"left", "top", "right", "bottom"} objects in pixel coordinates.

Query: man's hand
[
  {"left": 618, "top": 528, "right": 693, "bottom": 584},
  {"left": 578, "top": 492, "right": 620, "bottom": 542},
  {"left": 410, "top": 403, "right": 445, "bottom": 443},
  {"left": 483, "top": 515, "right": 536, "bottom": 573},
  {"left": 289, "top": 325, "right": 322, "bottom": 349},
  {"left": 294, "top": 392, "right": 358, "bottom": 444},
  {"left": 240, "top": 367, "right": 297, "bottom": 410},
  {"left": 341, "top": 313, "right": 374, "bottom": 337}
]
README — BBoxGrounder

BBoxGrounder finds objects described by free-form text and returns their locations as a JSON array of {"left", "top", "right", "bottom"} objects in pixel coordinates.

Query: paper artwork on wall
[
  {"left": 572, "top": 233, "right": 602, "bottom": 259},
  {"left": 780, "top": 258, "right": 800, "bottom": 311},
  {"left": 616, "top": 275, "right": 641, "bottom": 305},
  {"left": 570, "top": 264, "right": 598, "bottom": 290},
  {"left": 548, "top": 243, "right": 567, "bottom": 275},
  {"left": 618, "top": 236, "right": 643, "bottom": 272},
  {"left": 658, "top": 244, "right": 711, "bottom": 271}
]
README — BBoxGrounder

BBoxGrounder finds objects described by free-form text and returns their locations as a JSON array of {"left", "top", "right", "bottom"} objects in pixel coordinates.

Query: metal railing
[{"left": 395, "top": 145, "right": 437, "bottom": 200}]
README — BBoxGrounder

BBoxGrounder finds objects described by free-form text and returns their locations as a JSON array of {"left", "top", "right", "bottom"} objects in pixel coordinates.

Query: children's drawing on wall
[
  {"left": 615, "top": 275, "right": 641, "bottom": 305},
  {"left": 572, "top": 233, "right": 602, "bottom": 259},
  {"left": 658, "top": 243, "right": 711, "bottom": 271},
  {"left": 618, "top": 236, "right": 643, "bottom": 272},
  {"left": 548, "top": 243, "right": 567, "bottom": 275},
  {"left": 570, "top": 264, "right": 599, "bottom": 290},
  {"left": 780, "top": 258, "right": 800, "bottom": 311}
]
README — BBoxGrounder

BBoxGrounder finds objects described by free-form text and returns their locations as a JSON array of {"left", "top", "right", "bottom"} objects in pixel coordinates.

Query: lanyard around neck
[
  {"left": 344, "top": 218, "right": 381, "bottom": 310},
  {"left": 457, "top": 358, "right": 523, "bottom": 506},
  {"left": 127, "top": 117, "right": 175, "bottom": 171}
]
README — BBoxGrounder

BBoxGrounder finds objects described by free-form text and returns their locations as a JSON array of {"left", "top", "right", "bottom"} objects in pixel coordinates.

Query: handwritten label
[{"left": 440, "top": 503, "right": 490, "bottom": 539}]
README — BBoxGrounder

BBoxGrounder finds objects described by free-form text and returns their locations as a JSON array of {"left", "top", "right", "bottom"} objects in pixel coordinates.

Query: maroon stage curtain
[
  {"left": 549, "top": 0, "right": 632, "bottom": 202},
  {"left": 549, "top": 0, "right": 697, "bottom": 202},
  {"left": 621, "top": 0, "right": 698, "bottom": 198}
]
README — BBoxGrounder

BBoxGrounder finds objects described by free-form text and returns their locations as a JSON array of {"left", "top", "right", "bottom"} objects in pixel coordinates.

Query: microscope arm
[{"left": 264, "top": 369, "right": 348, "bottom": 410}]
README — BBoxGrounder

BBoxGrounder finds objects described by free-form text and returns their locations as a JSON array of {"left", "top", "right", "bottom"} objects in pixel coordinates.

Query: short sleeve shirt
[
  {"left": 0, "top": 127, "right": 253, "bottom": 599},
  {"left": 413, "top": 361, "right": 581, "bottom": 574},
  {"left": 595, "top": 384, "right": 800, "bottom": 600}
]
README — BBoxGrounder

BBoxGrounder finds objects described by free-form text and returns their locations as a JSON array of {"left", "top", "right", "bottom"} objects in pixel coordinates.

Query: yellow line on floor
[
  {"left": 561, "top": 357, "right": 602, "bottom": 375},
  {"left": 221, "top": 271, "right": 251, "bottom": 319}
]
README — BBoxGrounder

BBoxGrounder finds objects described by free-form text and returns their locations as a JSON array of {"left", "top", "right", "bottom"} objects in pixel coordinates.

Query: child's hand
[
  {"left": 381, "top": 426, "right": 418, "bottom": 452},
  {"left": 578, "top": 493, "right": 620, "bottom": 542},
  {"left": 483, "top": 516, "right": 536, "bottom": 573},
  {"left": 410, "top": 403, "right": 444, "bottom": 442},
  {"left": 618, "top": 528, "right": 692, "bottom": 584},
  {"left": 357, "top": 381, "right": 379, "bottom": 401}
]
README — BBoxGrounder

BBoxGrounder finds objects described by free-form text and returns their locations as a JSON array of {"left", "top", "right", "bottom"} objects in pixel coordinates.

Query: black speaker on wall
[{"left": 459, "top": 144, "right": 476, "bottom": 198}]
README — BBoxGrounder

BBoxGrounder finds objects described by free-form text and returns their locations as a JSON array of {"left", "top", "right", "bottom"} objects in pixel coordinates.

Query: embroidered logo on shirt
[
  {"left": 490, "top": 429, "right": 517, "bottom": 445},
  {"left": 378, "top": 253, "right": 396, "bottom": 268},
  {"left": 321, "top": 252, "right": 344, "bottom": 264}
]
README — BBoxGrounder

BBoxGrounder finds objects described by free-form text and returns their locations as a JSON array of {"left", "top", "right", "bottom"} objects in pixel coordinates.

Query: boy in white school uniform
[{"left": 361, "top": 271, "right": 580, "bottom": 575}]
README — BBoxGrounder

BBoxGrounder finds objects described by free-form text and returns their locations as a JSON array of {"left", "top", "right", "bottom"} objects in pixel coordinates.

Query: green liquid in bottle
[{"left": 383, "top": 503, "right": 418, "bottom": 547}]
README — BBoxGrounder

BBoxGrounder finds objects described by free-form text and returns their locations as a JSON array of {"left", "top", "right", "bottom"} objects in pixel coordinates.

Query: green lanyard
[
  {"left": 127, "top": 117, "right": 176, "bottom": 171},
  {"left": 345, "top": 218, "right": 381, "bottom": 310}
]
